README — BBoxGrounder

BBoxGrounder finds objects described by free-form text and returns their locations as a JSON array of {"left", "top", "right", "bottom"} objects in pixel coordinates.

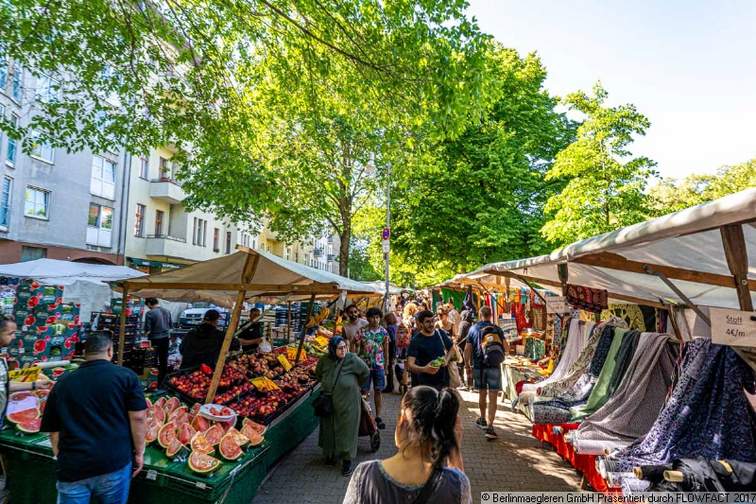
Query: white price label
[
  {"left": 710, "top": 308, "right": 756, "bottom": 347},
  {"left": 545, "top": 296, "right": 570, "bottom": 314}
]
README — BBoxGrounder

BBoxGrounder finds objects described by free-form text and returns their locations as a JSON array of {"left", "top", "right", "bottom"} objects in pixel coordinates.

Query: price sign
[
  {"left": 710, "top": 308, "right": 756, "bottom": 347},
  {"left": 286, "top": 347, "right": 307, "bottom": 362},
  {"left": 545, "top": 296, "right": 570, "bottom": 314},
  {"left": 277, "top": 354, "right": 293, "bottom": 372},
  {"left": 9, "top": 366, "right": 40, "bottom": 382}
]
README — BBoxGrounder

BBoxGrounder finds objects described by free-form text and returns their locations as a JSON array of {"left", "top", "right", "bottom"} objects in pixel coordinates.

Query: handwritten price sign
[{"left": 711, "top": 308, "right": 756, "bottom": 347}]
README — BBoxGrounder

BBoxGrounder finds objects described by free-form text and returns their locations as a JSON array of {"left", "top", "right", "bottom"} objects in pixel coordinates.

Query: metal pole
[
  {"left": 117, "top": 283, "right": 129, "bottom": 366},
  {"left": 383, "top": 162, "right": 391, "bottom": 313},
  {"left": 295, "top": 293, "right": 317, "bottom": 365}
]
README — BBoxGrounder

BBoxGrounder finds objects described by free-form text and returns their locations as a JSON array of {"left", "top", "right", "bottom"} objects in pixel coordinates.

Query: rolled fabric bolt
[{"left": 664, "top": 470, "right": 684, "bottom": 483}]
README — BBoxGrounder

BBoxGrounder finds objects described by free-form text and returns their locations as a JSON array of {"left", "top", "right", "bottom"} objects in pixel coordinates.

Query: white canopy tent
[
  {"left": 458, "top": 188, "right": 755, "bottom": 311},
  {"left": 0, "top": 258, "right": 146, "bottom": 319}
]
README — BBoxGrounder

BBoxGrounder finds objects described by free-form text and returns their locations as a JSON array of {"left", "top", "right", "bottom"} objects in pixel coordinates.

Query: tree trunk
[{"left": 338, "top": 221, "right": 350, "bottom": 277}]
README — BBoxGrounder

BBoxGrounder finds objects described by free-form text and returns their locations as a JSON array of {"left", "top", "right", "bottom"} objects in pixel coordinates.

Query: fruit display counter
[{"left": 0, "top": 385, "right": 321, "bottom": 503}]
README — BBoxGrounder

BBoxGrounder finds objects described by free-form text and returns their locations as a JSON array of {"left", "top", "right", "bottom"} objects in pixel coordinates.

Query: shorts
[
  {"left": 362, "top": 367, "right": 386, "bottom": 393},
  {"left": 473, "top": 367, "right": 502, "bottom": 391}
]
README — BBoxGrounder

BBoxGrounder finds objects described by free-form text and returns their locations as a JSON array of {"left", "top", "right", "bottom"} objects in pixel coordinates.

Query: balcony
[
  {"left": 145, "top": 234, "right": 189, "bottom": 259},
  {"left": 149, "top": 178, "right": 186, "bottom": 204}
]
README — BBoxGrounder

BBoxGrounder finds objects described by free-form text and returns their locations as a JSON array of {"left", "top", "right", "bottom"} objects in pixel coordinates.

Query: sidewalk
[{"left": 253, "top": 389, "right": 581, "bottom": 503}]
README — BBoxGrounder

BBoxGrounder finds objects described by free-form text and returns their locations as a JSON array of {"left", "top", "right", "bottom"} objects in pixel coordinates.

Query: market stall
[
  {"left": 0, "top": 247, "right": 380, "bottom": 503},
  {"left": 464, "top": 188, "right": 756, "bottom": 493}
]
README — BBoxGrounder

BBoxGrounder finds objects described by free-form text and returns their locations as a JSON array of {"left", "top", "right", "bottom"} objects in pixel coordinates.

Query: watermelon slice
[
  {"left": 225, "top": 427, "right": 249, "bottom": 447},
  {"left": 168, "top": 405, "right": 188, "bottom": 421},
  {"left": 7, "top": 408, "right": 40, "bottom": 425},
  {"left": 157, "top": 421, "right": 177, "bottom": 449},
  {"left": 218, "top": 433, "right": 243, "bottom": 461},
  {"left": 145, "top": 397, "right": 153, "bottom": 409},
  {"left": 189, "top": 403, "right": 201, "bottom": 417},
  {"left": 145, "top": 418, "right": 160, "bottom": 444},
  {"left": 165, "top": 437, "right": 185, "bottom": 459},
  {"left": 188, "top": 450, "right": 221, "bottom": 474},
  {"left": 242, "top": 418, "right": 267, "bottom": 436},
  {"left": 163, "top": 396, "right": 180, "bottom": 414},
  {"left": 177, "top": 423, "right": 197, "bottom": 445},
  {"left": 204, "top": 424, "right": 224, "bottom": 446},
  {"left": 154, "top": 396, "right": 167, "bottom": 410},
  {"left": 240, "top": 423, "right": 264, "bottom": 447},
  {"left": 191, "top": 414, "right": 210, "bottom": 433},
  {"left": 16, "top": 417, "right": 41, "bottom": 434},
  {"left": 150, "top": 405, "right": 166, "bottom": 424},
  {"left": 190, "top": 432, "right": 214, "bottom": 455}
]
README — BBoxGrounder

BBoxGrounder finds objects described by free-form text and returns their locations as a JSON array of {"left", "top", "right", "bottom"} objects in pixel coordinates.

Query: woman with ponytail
[{"left": 343, "top": 386, "right": 471, "bottom": 504}]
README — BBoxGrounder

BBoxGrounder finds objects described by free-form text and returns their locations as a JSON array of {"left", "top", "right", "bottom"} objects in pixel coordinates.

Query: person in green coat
[{"left": 315, "top": 336, "right": 370, "bottom": 476}]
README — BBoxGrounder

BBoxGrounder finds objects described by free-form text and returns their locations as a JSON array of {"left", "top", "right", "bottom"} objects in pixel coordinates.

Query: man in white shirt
[{"left": 342, "top": 304, "right": 368, "bottom": 351}]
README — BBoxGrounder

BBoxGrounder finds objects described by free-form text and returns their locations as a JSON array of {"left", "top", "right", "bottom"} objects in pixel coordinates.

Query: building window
[
  {"left": 6, "top": 113, "right": 18, "bottom": 166},
  {"left": 192, "top": 217, "right": 207, "bottom": 246},
  {"left": 159, "top": 157, "right": 171, "bottom": 180},
  {"left": 134, "top": 204, "right": 145, "bottom": 237},
  {"left": 20, "top": 246, "right": 46, "bottom": 262},
  {"left": 155, "top": 209, "right": 164, "bottom": 237},
  {"left": 202, "top": 220, "right": 207, "bottom": 246},
  {"left": 10, "top": 62, "right": 21, "bottom": 102},
  {"left": 0, "top": 56, "right": 6, "bottom": 90},
  {"left": 35, "top": 74, "right": 59, "bottom": 102},
  {"left": 24, "top": 186, "right": 49, "bottom": 219},
  {"left": 86, "top": 203, "right": 113, "bottom": 247},
  {"left": 213, "top": 228, "right": 220, "bottom": 252},
  {"left": 0, "top": 176, "right": 11, "bottom": 228},
  {"left": 225, "top": 231, "right": 231, "bottom": 254},
  {"left": 139, "top": 157, "right": 149, "bottom": 179},
  {"left": 30, "top": 130, "right": 55, "bottom": 164},
  {"left": 90, "top": 155, "right": 116, "bottom": 199}
]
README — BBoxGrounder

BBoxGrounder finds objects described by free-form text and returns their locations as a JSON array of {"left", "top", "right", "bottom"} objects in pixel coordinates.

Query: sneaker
[
  {"left": 341, "top": 460, "right": 353, "bottom": 477},
  {"left": 475, "top": 417, "right": 487, "bottom": 430},
  {"left": 485, "top": 426, "right": 498, "bottom": 440},
  {"left": 376, "top": 417, "right": 386, "bottom": 430}
]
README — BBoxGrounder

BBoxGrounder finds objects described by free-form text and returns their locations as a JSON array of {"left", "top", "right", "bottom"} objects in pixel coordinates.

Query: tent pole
[
  {"left": 295, "top": 293, "right": 317, "bottom": 365},
  {"left": 720, "top": 224, "right": 753, "bottom": 311},
  {"left": 117, "top": 283, "right": 129, "bottom": 366},
  {"left": 205, "top": 252, "right": 258, "bottom": 404},
  {"left": 558, "top": 263, "right": 569, "bottom": 296},
  {"left": 642, "top": 265, "right": 711, "bottom": 326},
  {"left": 287, "top": 301, "right": 292, "bottom": 343}
]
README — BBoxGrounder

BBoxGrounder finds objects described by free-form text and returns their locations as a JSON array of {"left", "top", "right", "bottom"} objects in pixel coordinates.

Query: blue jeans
[{"left": 56, "top": 462, "right": 132, "bottom": 504}]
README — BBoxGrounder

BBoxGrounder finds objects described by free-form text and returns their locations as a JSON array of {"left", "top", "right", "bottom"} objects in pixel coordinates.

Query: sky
[{"left": 465, "top": 0, "right": 756, "bottom": 180}]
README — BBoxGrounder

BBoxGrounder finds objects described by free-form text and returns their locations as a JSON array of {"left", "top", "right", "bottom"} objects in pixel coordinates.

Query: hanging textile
[
  {"left": 613, "top": 339, "right": 756, "bottom": 471},
  {"left": 524, "top": 338, "right": 546, "bottom": 361},
  {"left": 462, "top": 286, "right": 476, "bottom": 313},
  {"left": 440, "top": 288, "right": 465, "bottom": 310},
  {"left": 512, "top": 302, "right": 529, "bottom": 332},
  {"left": 522, "top": 318, "right": 585, "bottom": 393},
  {"left": 566, "top": 284, "right": 608, "bottom": 313}
]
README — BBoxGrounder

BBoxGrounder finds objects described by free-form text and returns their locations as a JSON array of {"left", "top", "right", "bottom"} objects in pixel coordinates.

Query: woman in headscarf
[{"left": 315, "top": 336, "right": 370, "bottom": 476}]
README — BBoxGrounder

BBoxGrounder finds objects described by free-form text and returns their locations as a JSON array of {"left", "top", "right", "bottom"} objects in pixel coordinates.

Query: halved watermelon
[
  {"left": 7, "top": 408, "right": 40, "bottom": 425},
  {"left": 177, "top": 423, "right": 197, "bottom": 445},
  {"left": 242, "top": 418, "right": 267, "bottom": 436},
  {"left": 150, "top": 405, "right": 166, "bottom": 424},
  {"left": 163, "top": 396, "right": 180, "bottom": 414},
  {"left": 240, "top": 423, "right": 264, "bottom": 447},
  {"left": 145, "top": 418, "right": 160, "bottom": 444},
  {"left": 204, "top": 424, "right": 224, "bottom": 446},
  {"left": 225, "top": 427, "right": 249, "bottom": 447},
  {"left": 190, "top": 432, "right": 214, "bottom": 455},
  {"left": 157, "top": 421, "right": 178, "bottom": 449},
  {"left": 188, "top": 450, "right": 221, "bottom": 474},
  {"left": 168, "top": 405, "right": 188, "bottom": 421},
  {"left": 165, "top": 437, "right": 185, "bottom": 458},
  {"left": 218, "top": 433, "right": 243, "bottom": 461},
  {"left": 191, "top": 415, "right": 210, "bottom": 433},
  {"left": 189, "top": 403, "right": 201, "bottom": 416},
  {"left": 219, "top": 419, "right": 234, "bottom": 433},
  {"left": 16, "top": 417, "right": 41, "bottom": 434}
]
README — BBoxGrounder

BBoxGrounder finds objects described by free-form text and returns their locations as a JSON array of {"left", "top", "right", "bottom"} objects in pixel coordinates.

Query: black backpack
[{"left": 479, "top": 325, "right": 505, "bottom": 367}]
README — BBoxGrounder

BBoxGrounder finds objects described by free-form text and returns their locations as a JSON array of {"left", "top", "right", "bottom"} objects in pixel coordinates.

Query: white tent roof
[
  {"left": 123, "top": 248, "right": 381, "bottom": 306},
  {"left": 469, "top": 188, "right": 756, "bottom": 309},
  {"left": 0, "top": 258, "right": 146, "bottom": 284}
]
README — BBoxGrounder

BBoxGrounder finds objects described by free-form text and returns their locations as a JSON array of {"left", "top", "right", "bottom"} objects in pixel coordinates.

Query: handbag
[
  {"left": 436, "top": 330, "right": 461, "bottom": 389},
  {"left": 313, "top": 358, "right": 344, "bottom": 417}
]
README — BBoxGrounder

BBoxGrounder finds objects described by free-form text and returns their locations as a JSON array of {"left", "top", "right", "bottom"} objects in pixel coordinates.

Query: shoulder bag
[
  {"left": 436, "top": 330, "right": 462, "bottom": 389},
  {"left": 313, "top": 358, "right": 345, "bottom": 417}
]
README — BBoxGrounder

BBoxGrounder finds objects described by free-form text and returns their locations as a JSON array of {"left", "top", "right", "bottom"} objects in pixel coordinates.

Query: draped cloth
[
  {"left": 614, "top": 338, "right": 756, "bottom": 471},
  {"left": 521, "top": 319, "right": 587, "bottom": 393},
  {"left": 572, "top": 332, "right": 679, "bottom": 444}
]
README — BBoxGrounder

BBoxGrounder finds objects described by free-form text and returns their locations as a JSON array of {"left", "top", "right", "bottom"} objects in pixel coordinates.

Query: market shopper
[
  {"left": 407, "top": 310, "right": 453, "bottom": 390},
  {"left": 457, "top": 310, "right": 475, "bottom": 390},
  {"left": 435, "top": 305, "right": 456, "bottom": 339},
  {"left": 383, "top": 312, "right": 399, "bottom": 394},
  {"left": 343, "top": 386, "right": 470, "bottom": 504},
  {"left": 355, "top": 307, "right": 390, "bottom": 430},
  {"left": 315, "top": 336, "right": 370, "bottom": 477},
  {"left": 144, "top": 297, "right": 172, "bottom": 388},
  {"left": 41, "top": 331, "right": 147, "bottom": 504},
  {"left": 0, "top": 317, "right": 52, "bottom": 423},
  {"left": 237, "top": 307, "right": 264, "bottom": 353},
  {"left": 394, "top": 323, "right": 411, "bottom": 394},
  {"left": 180, "top": 309, "right": 227, "bottom": 369},
  {"left": 342, "top": 304, "right": 368, "bottom": 351},
  {"left": 464, "top": 306, "right": 508, "bottom": 440}
]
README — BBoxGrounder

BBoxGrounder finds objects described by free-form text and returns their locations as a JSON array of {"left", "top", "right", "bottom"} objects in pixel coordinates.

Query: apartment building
[
  {"left": 122, "top": 147, "right": 242, "bottom": 273},
  {"left": 0, "top": 61, "right": 127, "bottom": 264}
]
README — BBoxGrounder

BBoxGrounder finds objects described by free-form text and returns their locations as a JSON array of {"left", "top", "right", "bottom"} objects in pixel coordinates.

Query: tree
[
  {"left": 1, "top": 1, "right": 494, "bottom": 273},
  {"left": 649, "top": 159, "right": 756, "bottom": 216},
  {"left": 540, "top": 83, "right": 657, "bottom": 245},
  {"left": 388, "top": 47, "right": 575, "bottom": 279}
]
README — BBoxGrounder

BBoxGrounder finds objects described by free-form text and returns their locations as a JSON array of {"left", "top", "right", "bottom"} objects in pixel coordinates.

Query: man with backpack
[{"left": 464, "top": 306, "right": 508, "bottom": 440}]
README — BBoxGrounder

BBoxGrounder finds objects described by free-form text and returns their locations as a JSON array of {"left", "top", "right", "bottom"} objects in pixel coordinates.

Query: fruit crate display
[
  {"left": 110, "top": 294, "right": 145, "bottom": 318},
  {"left": 9, "top": 280, "right": 82, "bottom": 367}
]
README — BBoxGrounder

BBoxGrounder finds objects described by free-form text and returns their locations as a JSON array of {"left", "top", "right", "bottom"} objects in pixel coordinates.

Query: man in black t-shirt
[
  {"left": 407, "top": 310, "right": 452, "bottom": 390},
  {"left": 237, "top": 307, "right": 264, "bottom": 353},
  {"left": 41, "top": 332, "right": 147, "bottom": 503}
]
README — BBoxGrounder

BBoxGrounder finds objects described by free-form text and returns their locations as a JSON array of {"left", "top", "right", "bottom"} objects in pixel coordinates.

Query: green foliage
[
  {"left": 649, "top": 159, "right": 756, "bottom": 216},
  {"left": 540, "top": 83, "right": 657, "bottom": 245},
  {"left": 389, "top": 47, "right": 575, "bottom": 280}
]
